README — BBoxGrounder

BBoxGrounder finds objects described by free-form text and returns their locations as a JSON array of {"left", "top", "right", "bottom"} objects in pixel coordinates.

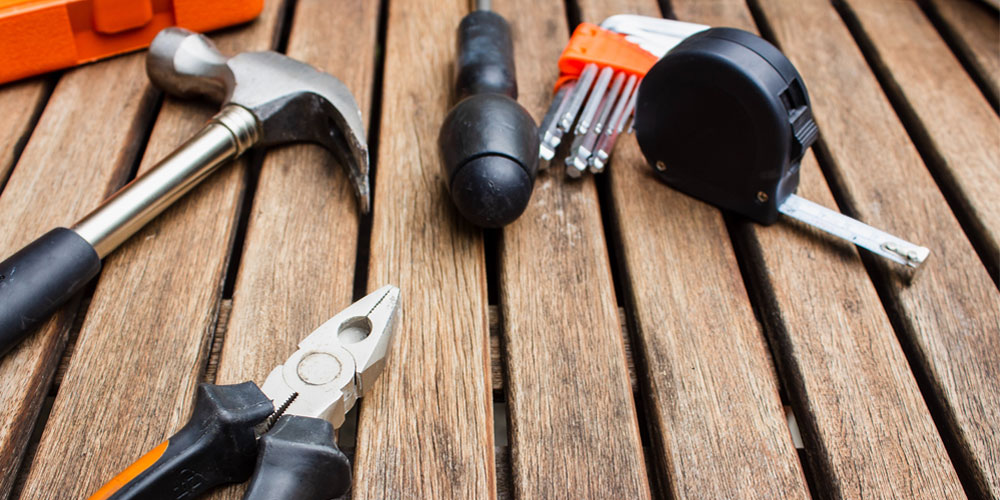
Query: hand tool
[
  {"left": 0, "top": 27, "right": 370, "bottom": 357},
  {"left": 0, "top": 0, "right": 263, "bottom": 84},
  {"left": 634, "top": 27, "right": 930, "bottom": 269},
  {"left": 438, "top": 0, "right": 539, "bottom": 228},
  {"left": 536, "top": 17, "right": 707, "bottom": 176},
  {"left": 88, "top": 285, "right": 400, "bottom": 500}
]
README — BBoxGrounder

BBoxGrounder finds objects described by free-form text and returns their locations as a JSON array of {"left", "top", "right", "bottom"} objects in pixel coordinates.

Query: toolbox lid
[{"left": 0, "top": 0, "right": 264, "bottom": 84}]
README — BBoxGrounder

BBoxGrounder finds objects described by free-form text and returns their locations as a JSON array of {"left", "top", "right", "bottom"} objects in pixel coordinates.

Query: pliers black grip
[{"left": 89, "top": 383, "right": 350, "bottom": 500}]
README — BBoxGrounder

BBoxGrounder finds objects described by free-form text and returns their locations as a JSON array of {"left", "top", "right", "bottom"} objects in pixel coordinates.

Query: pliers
[{"left": 88, "top": 285, "right": 400, "bottom": 500}]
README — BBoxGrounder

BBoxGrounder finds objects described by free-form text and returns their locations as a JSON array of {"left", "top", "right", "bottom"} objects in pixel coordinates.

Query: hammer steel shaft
[
  {"left": 73, "top": 105, "right": 259, "bottom": 258},
  {"left": 0, "top": 106, "right": 259, "bottom": 358}
]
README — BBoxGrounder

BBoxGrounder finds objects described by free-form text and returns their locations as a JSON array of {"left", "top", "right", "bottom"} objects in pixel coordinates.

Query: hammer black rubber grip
[
  {"left": 0, "top": 227, "right": 101, "bottom": 356},
  {"left": 242, "top": 415, "right": 352, "bottom": 500},
  {"left": 456, "top": 10, "right": 517, "bottom": 100}
]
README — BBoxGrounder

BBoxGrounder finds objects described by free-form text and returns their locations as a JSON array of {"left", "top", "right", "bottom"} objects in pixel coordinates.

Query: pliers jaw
[{"left": 260, "top": 285, "right": 400, "bottom": 429}]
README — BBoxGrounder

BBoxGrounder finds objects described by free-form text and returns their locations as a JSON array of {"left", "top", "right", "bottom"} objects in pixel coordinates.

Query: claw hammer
[{"left": 0, "top": 28, "right": 370, "bottom": 356}]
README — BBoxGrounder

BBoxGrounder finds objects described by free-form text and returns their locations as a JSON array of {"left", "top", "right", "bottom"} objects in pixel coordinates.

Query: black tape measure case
[{"left": 634, "top": 28, "right": 819, "bottom": 225}]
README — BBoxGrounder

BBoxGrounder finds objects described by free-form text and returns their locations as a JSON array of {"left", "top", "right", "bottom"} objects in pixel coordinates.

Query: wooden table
[{"left": 0, "top": 0, "right": 997, "bottom": 498}]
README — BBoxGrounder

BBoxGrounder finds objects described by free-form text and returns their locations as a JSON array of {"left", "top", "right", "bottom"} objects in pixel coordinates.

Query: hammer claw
[
  {"left": 342, "top": 137, "right": 371, "bottom": 214},
  {"left": 148, "top": 27, "right": 372, "bottom": 213}
]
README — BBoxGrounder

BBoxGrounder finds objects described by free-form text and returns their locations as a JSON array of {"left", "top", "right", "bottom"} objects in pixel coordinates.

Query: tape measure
[
  {"left": 634, "top": 27, "right": 928, "bottom": 268},
  {"left": 635, "top": 27, "right": 818, "bottom": 224}
]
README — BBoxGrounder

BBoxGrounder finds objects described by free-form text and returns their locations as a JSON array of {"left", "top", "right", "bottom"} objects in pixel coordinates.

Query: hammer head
[{"left": 146, "top": 28, "right": 370, "bottom": 213}]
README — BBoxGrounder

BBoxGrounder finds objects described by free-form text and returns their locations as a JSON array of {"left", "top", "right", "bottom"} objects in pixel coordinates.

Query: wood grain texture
[
  {"left": 573, "top": 1, "right": 809, "bottom": 498},
  {"left": 0, "top": 53, "right": 159, "bottom": 500},
  {"left": 740, "top": 162, "right": 966, "bottom": 500},
  {"left": 497, "top": 0, "right": 650, "bottom": 497},
  {"left": 491, "top": 305, "right": 636, "bottom": 393},
  {"left": 922, "top": 0, "right": 1000, "bottom": 107},
  {"left": 840, "top": 0, "right": 1000, "bottom": 277},
  {"left": 671, "top": 2, "right": 966, "bottom": 498},
  {"left": 14, "top": 4, "right": 285, "bottom": 498},
  {"left": 752, "top": 0, "right": 1000, "bottom": 496},
  {"left": 351, "top": 0, "right": 496, "bottom": 498},
  {"left": 0, "top": 79, "right": 48, "bottom": 189},
  {"left": 207, "top": 1, "right": 379, "bottom": 498}
]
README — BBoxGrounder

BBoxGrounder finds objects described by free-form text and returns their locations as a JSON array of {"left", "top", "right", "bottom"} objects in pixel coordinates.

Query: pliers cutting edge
[{"left": 88, "top": 285, "right": 401, "bottom": 500}]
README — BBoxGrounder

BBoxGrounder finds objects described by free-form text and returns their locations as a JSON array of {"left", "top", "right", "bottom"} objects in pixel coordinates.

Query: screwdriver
[{"left": 438, "top": 0, "right": 539, "bottom": 227}]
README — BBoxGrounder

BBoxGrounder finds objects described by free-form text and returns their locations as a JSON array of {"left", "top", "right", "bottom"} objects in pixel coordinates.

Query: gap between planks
[
  {"left": 918, "top": 0, "right": 1000, "bottom": 110},
  {"left": 0, "top": 77, "right": 55, "bottom": 197}
]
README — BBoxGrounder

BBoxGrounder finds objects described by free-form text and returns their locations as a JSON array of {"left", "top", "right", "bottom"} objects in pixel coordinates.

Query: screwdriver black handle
[
  {"left": 89, "top": 382, "right": 273, "bottom": 500},
  {"left": 242, "top": 415, "right": 351, "bottom": 500},
  {"left": 0, "top": 227, "right": 101, "bottom": 357},
  {"left": 456, "top": 10, "right": 518, "bottom": 100},
  {"left": 439, "top": 9, "right": 539, "bottom": 228}
]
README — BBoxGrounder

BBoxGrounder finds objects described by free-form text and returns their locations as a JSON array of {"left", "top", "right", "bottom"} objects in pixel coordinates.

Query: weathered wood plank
[
  {"left": 751, "top": 0, "right": 1000, "bottom": 496},
  {"left": 922, "top": 0, "right": 1000, "bottom": 107},
  {"left": 351, "top": 0, "right": 496, "bottom": 498},
  {"left": 574, "top": 1, "right": 809, "bottom": 498},
  {"left": 14, "top": 5, "right": 286, "bottom": 497},
  {"left": 737, "top": 165, "right": 966, "bottom": 500},
  {"left": 0, "top": 55, "right": 159, "bottom": 499},
  {"left": 497, "top": 0, "right": 650, "bottom": 497},
  {"left": 840, "top": 0, "right": 1000, "bottom": 277},
  {"left": 491, "top": 305, "right": 634, "bottom": 393},
  {"left": 0, "top": 79, "right": 49, "bottom": 190},
  {"left": 667, "top": 2, "right": 968, "bottom": 498},
  {"left": 207, "top": 1, "right": 379, "bottom": 498}
]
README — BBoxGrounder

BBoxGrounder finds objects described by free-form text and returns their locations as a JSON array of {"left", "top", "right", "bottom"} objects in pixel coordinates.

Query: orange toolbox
[{"left": 0, "top": 0, "right": 264, "bottom": 84}]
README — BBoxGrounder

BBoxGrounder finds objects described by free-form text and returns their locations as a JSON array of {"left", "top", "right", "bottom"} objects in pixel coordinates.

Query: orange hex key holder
[
  {"left": 553, "top": 22, "right": 658, "bottom": 93},
  {"left": 538, "top": 18, "right": 708, "bottom": 176},
  {"left": 0, "top": 0, "right": 264, "bottom": 84}
]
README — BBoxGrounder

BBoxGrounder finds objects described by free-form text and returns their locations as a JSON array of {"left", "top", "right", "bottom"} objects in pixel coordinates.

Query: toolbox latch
[{"left": 92, "top": 0, "right": 154, "bottom": 34}]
